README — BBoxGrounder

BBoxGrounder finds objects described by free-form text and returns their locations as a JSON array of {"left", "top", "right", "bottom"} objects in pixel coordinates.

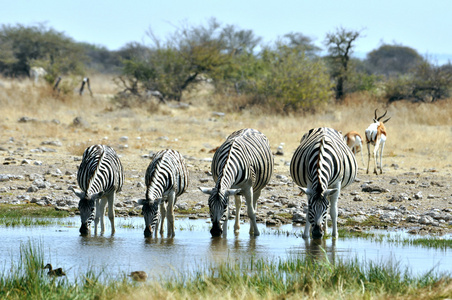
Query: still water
[{"left": 1, "top": 216, "right": 450, "bottom": 281}]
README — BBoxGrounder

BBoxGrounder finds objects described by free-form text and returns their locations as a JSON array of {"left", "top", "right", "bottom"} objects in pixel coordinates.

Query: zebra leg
[
  {"left": 159, "top": 199, "right": 167, "bottom": 237},
  {"left": 329, "top": 183, "right": 341, "bottom": 239},
  {"left": 107, "top": 193, "right": 115, "bottom": 235},
  {"left": 234, "top": 194, "right": 241, "bottom": 234},
  {"left": 167, "top": 192, "right": 176, "bottom": 238},
  {"left": 222, "top": 207, "right": 229, "bottom": 238},
  {"left": 245, "top": 187, "right": 260, "bottom": 236},
  {"left": 302, "top": 220, "right": 311, "bottom": 239},
  {"left": 97, "top": 197, "right": 108, "bottom": 235}
]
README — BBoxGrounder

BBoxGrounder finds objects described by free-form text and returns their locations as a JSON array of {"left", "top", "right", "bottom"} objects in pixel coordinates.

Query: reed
[{"left": 1, "top": 240, "right": 451, "bottom": 299}]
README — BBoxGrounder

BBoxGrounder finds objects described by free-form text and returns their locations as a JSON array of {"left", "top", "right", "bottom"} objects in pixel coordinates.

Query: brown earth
[
  {"left": 0, "top": 78, "right": 451, "bottom": 234},
  {"left": 0, "top": 104, "right": 451, "bottom": 235}
]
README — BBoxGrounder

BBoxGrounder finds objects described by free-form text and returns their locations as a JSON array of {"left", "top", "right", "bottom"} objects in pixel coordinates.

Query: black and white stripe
[
  {"left": 138, "top": 149, "right": 189, "bottom": 238},
  {"left": 199, "top": 128, "right": 274, "bottom": 237},
  {"left": 290, "top": 127, "right": 357, "bottom": 239},
  {"left": 72, "top": 144, "right": 124, "bottom": 235}
]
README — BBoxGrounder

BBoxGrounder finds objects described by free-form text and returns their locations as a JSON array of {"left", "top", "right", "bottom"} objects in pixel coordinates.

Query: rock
[
  {"left": 18, "top": 116, "right": 37, "bottom": 123},
  {"left": 351, "top": 215, "right": 368, "bottom": 223},
  {"left": 27, "top": 185, "right": 39, "bottom": 193},
  {"left": 41, "top": 140, "right": 62, "bottom": 147},
  {"left": 275, "top": 144, "right": 284, "bottom": 156},
  {"left": 414, "top": 192, "right": 423, "bottom": 199},
  {"left": 361, "top": 184, "right": 389, "bottom": 193},
  {"left": 73, "top": 117, "right": 89, "bottom": 127},
  {"left": 266, "top": 218, "right": 282, "bottom": 226},
  {"left": 389, "top": 178, "right": 399, "bottom": 185},
  {"left": 136, "top": 182, "right": 145, "bottom": 188}
]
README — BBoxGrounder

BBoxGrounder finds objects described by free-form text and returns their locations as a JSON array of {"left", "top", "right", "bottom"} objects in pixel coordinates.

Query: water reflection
[
  {"left": 0, "top": 216, "right": 450, "bottom": 282},
  {"left": 144, "top": 237, "right": 175, "bottom": 247},
  {"left": 303, "top": 238, "right": 336, "bottom": 263}
]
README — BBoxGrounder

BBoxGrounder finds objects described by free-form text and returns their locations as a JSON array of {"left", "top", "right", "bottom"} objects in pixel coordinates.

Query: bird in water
[
  {"left": 43, "top": 263, "right": 66, "bottom": 276},
  {"left": 128, "top": 271, "right": 148, "bottom": 282}
]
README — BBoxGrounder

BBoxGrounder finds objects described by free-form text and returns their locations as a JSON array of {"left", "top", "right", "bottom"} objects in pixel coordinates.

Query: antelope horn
[
  {"left": 377, "top": 110, "right": 388, "bottom": 121},
  {"left": 383, "top": 117, "right": 391, "bottom": 123},
  {"left": 374, "top": 109, "right": 378, "bottom": 120}
]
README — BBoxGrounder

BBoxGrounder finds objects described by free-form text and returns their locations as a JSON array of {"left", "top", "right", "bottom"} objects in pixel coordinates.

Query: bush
[{"left": 252, "top": 46, "right": 333, "bottom": 112}]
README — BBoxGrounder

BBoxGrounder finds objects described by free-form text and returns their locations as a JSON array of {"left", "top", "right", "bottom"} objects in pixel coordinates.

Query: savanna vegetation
[
  {"left": 1, "top": 19, "right": 452, "bottom": 111},
  {"left": 1, "top": 19, "right": 452, "bottom": 300}
]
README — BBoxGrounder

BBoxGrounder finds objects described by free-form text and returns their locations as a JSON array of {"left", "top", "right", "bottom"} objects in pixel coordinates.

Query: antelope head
[{"left": 373, "top": 109, "right": 391, "bottom": 124}]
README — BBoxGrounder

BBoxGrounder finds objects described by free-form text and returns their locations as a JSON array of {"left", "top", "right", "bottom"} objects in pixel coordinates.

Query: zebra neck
[
  {"left": 314, "top": 138, "right": 330, "bottom": 193},
  {"left": 146, "top": 184, "right": 165, "bottom": 201}
]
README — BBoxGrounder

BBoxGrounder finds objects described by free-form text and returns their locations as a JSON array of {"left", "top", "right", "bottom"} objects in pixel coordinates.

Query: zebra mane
[
  {"left": 316, "top": 138, "right": 329, "bottom": 194},
  {"left": 217, "top": 139, "right": 240, "bottom": 191},
  {"left": 87, "top": 145, "right": 107, "bottom": 195}
]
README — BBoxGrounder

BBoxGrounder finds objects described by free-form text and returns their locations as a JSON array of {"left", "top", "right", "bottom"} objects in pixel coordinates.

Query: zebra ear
[
  {"left": 298, "top": 187, "right": 313, "bottom": 196},
  {"left": 323, "top": 188, "right": 338, "bottom": 197},
  {"left": 224, "top": 189, "right": 241, "bottom": 197},
  {"left": 91, "top": 192, "right": 104, "bottom": 200},
  {"left": 137, "top": 199, "right": 147, "bottom": 205},
  {"left": 198, "top": 187, "right": 216, "bottom": 195},
  {"left": 70, "top": 187, "right": 85, "bottom": 199}
]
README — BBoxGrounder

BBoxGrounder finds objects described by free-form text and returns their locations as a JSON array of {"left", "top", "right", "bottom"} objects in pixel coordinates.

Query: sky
[{"left": 2, "top": 0, "right": 452, "bottom": 64}]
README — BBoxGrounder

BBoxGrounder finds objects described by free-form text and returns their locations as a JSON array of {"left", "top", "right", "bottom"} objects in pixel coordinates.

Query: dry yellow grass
[{"left": 1, "top": 74, "right": 451, "bottom": 173}]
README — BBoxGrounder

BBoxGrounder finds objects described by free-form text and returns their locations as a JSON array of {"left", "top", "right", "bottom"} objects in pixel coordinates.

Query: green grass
[
  {"left": 0, "top": 204, "right": 75, "bottom": 227},
  {"left": 1, "top": 240, "right": 451, "bottom": 299},
  {"left": 0, "top": 203, "right": 72, "bottom": 218},
  {"left": 374, "top": 234, "right": 452, "bottom": 250}
]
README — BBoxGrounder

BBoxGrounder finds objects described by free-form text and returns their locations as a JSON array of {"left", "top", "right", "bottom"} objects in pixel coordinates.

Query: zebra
[
  {"left": 137, "top": 149, "right": 189, "bottom": 238},
  {"left": 71, "top": 144, "right": 124, "bottom": 235},
  {"left": 199, "top": 128, "right": 274, "bottom": 237},
  {"left": 290, "top": 127, "right": 357, "bottom": 239}
]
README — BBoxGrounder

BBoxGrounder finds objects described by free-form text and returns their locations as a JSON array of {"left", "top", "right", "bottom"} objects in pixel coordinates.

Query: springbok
[
  {"left": 365, "top": 109, "right": 391, "bottom": 174},
  {"left": 343, "top": 131, "right": 365, "bottom": 166}
]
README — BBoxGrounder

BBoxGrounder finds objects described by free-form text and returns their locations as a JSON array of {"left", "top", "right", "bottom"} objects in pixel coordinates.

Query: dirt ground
[
  {"left": 0, "top": 79, "right": 451, "bottom": 233},
  {"left": 0, "top": 104, "right": 451, "bottom": 235}
]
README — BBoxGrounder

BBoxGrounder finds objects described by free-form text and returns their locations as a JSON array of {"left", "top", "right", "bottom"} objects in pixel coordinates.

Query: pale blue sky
[{"left": 2, "top": 0, "right": 452, "bottom": 63}]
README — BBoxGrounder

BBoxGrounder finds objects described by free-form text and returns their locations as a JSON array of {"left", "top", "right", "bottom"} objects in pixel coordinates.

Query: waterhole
[{"left": 1, "top": 216, "right": 450, "bottom": 281}]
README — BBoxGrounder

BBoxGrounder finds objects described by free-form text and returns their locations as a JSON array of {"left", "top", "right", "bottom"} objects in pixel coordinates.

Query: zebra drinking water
[
  {"left": 137, "top": 149, "right": 189, "bottom": 238},
  {"left": 199, "top": 128, "right": 274, "bottom": 237},
  {"left": 290, "top": 127, "right": 357, "bottom": 239},
  {"left": 71, "top": 145, "right": 124, "bottom": 235}
]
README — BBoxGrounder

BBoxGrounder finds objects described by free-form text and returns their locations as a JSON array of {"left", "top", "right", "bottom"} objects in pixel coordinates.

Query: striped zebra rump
[
  {"left": 74, "top": 144, "right": 124, "bottom": 234},
  {"left": 139, "top": 149, "right": 189, "bottom": 237},
  {"left": 212, "top": 128, "right": 273, "bottom": 192},
  {"left": 77, "top": 145, "right": 124, "bottom": 196},
  {"left": 291, "top": 128, "right": 356, "bottom": 191},
  {"left": 203, "top": 128, "right": 274, "bottom": 237},
  {"left": 290, "top": 127, "right": 357, "bottom": 239}
]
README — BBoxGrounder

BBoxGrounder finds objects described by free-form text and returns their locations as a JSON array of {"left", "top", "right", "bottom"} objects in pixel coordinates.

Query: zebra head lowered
[
  {"left": 199, "top": 187, "right": 241, "bottom": 237},
  {"left": 299, "top": 187, "right": 337, "bottom": 239},
  {"left": 137, "top": 198, "right": 163, "bottom": 237},
  {"left": 71, "top": 187, "right": 104, "bottom": 235}
]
